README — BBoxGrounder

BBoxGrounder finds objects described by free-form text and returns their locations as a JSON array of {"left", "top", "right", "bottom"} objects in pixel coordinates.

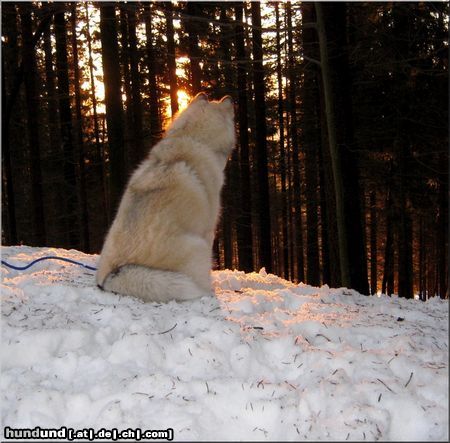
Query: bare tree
[
  {"left": 99, "top": 3, "right": 126, "bottom": 218},
  {"left": 164, "top": 2, "right": 178, "bottom": 116},
  {"left": 251, "top": 1, "right": 272, "bottom": 273},
  {"left": 234, "top": 2, "right": 253, "bottom": 272}
]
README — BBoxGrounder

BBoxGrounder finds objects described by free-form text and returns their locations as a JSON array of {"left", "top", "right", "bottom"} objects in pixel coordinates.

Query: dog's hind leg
[{"left": 100, "top": 264, "right": 211, "bottom": 303}]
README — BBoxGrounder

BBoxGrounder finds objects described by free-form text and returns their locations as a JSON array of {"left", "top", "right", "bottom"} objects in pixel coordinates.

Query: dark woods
[{"left": 2, "top": 2, "right": 448, "bottom": 299}]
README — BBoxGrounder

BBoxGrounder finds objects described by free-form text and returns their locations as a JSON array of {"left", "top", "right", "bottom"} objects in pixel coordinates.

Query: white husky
[{"left": 96, "top": 93, "right": 235, "bottom": 302}]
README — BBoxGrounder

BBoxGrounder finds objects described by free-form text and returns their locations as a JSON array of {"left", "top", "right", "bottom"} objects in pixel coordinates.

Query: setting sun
[
  {"left": 177, "top": 89, "right": 191, "bottom": 111},
  {"left": 162, "top": 88, "right": 192, "bottom": 126}
]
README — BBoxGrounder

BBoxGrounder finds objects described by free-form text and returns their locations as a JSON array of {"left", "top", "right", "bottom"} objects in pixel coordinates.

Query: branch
[
  {"left": 303, "top": 55, "right": 321, "bottom": 67},
  {"left": 5, "top": 4, "right": 63, "bottom": 128}
]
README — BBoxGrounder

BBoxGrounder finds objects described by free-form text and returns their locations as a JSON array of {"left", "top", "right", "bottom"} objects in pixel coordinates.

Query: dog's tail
[{"left": 98, "top": 264, "right": 211, "bottom": 303}]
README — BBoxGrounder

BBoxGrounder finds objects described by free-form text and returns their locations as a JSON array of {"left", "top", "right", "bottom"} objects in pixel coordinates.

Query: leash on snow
[{"left": 1, "top": 256, "right": 97, "bottom": 272}]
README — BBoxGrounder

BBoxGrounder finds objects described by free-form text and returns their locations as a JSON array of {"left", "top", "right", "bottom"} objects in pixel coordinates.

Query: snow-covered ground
[{"left": 1, "top": 246, "right": 448, "bottom": 441}]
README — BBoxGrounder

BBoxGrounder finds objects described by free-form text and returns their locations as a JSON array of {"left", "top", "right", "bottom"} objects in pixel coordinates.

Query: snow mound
[{"left": 1, "top": 246, "right": 448, "bottom": 441}]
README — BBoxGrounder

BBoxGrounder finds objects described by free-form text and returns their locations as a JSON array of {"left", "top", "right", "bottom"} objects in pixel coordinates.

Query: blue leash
[{"left": 1, "top": 256, "right": 97, "bottom": 272}]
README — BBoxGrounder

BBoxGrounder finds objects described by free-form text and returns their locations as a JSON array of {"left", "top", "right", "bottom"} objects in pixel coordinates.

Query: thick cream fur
[{"left": 96, "top": 94, "right": 235, "bottom": 302}]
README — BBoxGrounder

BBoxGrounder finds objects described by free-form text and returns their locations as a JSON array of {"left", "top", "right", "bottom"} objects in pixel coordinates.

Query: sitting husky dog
[{"left": 96, "top": 93, "right": 235, "bottom": 302}]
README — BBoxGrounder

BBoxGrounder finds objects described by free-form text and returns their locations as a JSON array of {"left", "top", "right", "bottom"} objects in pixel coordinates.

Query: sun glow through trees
[{"left": 177, "top": 89, "right": 191, "bottom": 111}]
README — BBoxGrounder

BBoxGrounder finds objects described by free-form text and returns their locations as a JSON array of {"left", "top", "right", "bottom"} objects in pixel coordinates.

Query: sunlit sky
[
  {"left": 79, "top": 4, "right": 196, "bottom": 120},
  {"left": 77, "top": 2, "right": 284, "bottom": 121}
]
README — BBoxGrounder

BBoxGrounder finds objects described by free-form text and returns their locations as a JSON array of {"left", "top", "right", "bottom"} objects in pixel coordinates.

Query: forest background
[{"left": 1, "top": 1, "right": 448, "bottom": 299}]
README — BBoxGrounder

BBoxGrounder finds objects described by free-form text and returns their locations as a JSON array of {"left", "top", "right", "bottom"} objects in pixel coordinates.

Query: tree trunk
[
  {"left": 2, "top": 59, "right": 17, "bottom": 244},
  {"left": 251, "top": 1, "right": 272, "bottom": 273},
  {"left": 219, "top": 6, "right": 235, "bottom": 269},
  {"left": 300, "top": 2, "right": 321, "bottom": 286},
  {"left": 144, "top": 2, "right": 162, "bottom": 145},
  {"left": 396, "top": 164, "right": 413, "bottom": 299},
  {"left": 127, "top": 3, "right": 144, "bottom": 166},
  {"left": 316, "top": 3, "right": 369, "bottom": 294},
  {"left": 285, "top": 110, "right": 295, "bottom": 281},
  {"left": 275, "top": 3, "right": 289, "bottom": 280},
  {"left": 1, "top": 2, "right": 18, "bottom": 244},
  {"left": 55, "top": 8, "right": 80, "bottom": 247},
  {"left": 70, "top": 3, "right": 90, "bottom": 251},
  {"left": 315, "top": 2, "right": 350, "bottom": 288},
  {"left": 332, "top": 3, "right": 369, "bottom": 295},
  {"left": 100, "top": 3, "right": 126, "bottom": 218},
  {"left": 43, "top": 7, "right": 66, "bottom": 247},
  {"left": 382, "top": 187, "right": 395, "bottom": 296},
  {"left": 318, "top": 134, "right": 331, "bottom": 286},
  {"left": 234, "top": 2, "right": 253, "bottom": 273},
  {"left": 185, "top": 2, "right": 202, "bottom": 94},
  {"left": 392, "top": 4, "right": 414, "bottom": 299},
  {"left": 304, "top": 139, "right": 321, "bottom": 286},
  {"left": 20, "top": 3, "right": 47, "bottom": 246},
  {"left": 119, "top": 7, "right": 134, "bottom": 172},
  {"left": 286, "top": 2, "right": 304, "bottom": 283},
  {"left": 165, "top": 2, "right": 178, "bottom": 116},
  {"left": 418, "top": 216, "right": 425, "bottom": 301},
  {"left": 5, "top": 4, "right": 57, "bottom": 134},
  {"left": 437, "top": 152, "right": 448, "bottom": 299},
  {"left": 85, "top": 2, "right": 108, "bottom": 223},
  {"left": 369, "top": 191, "right": 377, "bottom": 295}
]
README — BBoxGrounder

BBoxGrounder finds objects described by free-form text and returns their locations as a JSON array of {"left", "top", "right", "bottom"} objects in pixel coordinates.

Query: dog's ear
[
  {"left": 220, "top": 95, "right": 233, "bottom": 105},
  {"left": 191, "top": 92, "right": 208, "bottom": 103},
  {"left": 220, "top": 95, "right": 234, "bottom": 112},
  {"left": 166, "top": 92, "right": 207, "bottom": 135}
]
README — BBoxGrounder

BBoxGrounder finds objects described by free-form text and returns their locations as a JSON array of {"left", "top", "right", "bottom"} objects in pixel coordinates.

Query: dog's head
[{"left": 166, "top": 92, "right": 236, "bottom": 158}]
